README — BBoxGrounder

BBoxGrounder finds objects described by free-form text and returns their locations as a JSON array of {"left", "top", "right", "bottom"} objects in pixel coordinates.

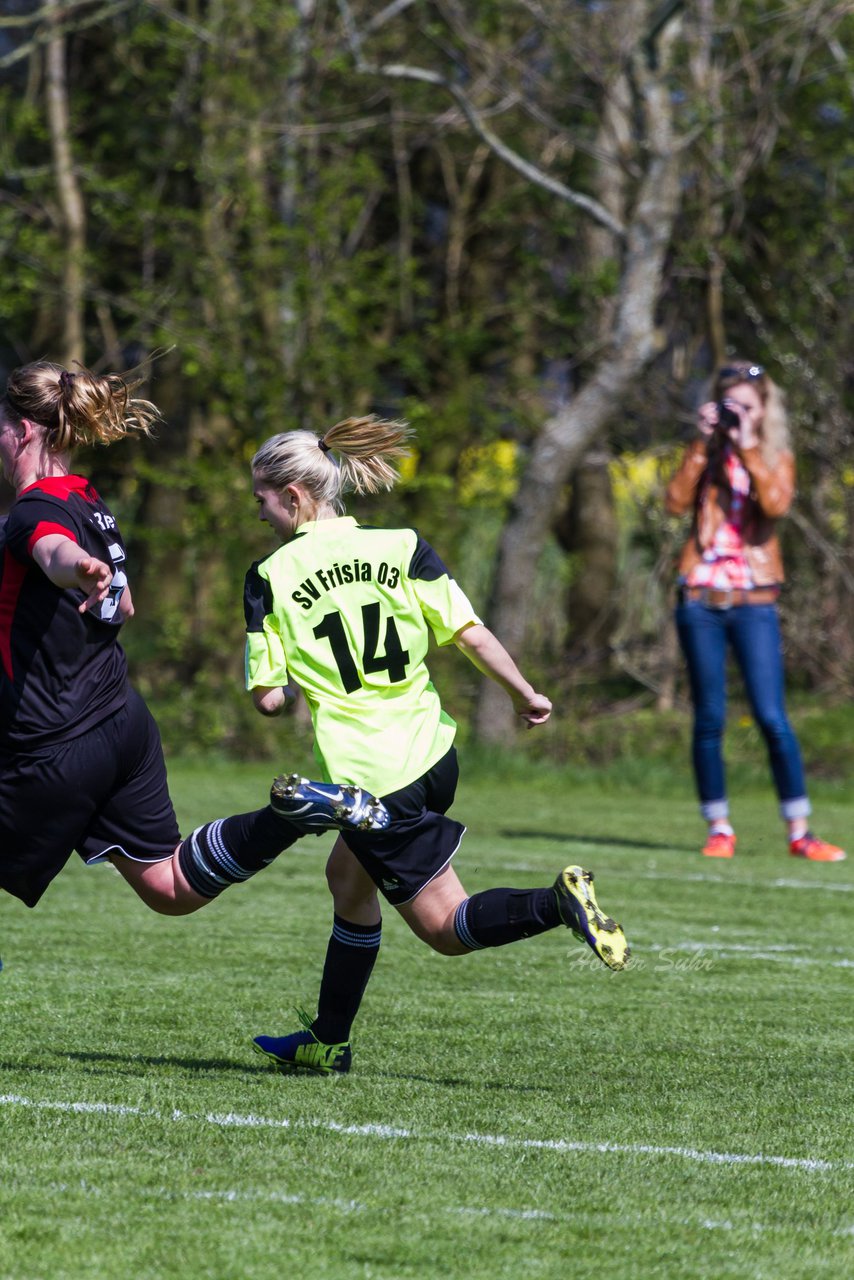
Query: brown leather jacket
[{"left": 664, "top": 440, "right": 795, "bottom": 585}]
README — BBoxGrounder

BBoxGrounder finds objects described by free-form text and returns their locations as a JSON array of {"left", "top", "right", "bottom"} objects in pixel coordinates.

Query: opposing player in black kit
[{"left": 0, "top": 360, "right": 388, "bottom": 924}]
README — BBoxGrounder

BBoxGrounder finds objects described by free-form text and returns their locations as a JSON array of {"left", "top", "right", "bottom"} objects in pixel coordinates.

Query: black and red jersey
[{"left": 0, "top": 475, "right": 130, "bottom": 751}]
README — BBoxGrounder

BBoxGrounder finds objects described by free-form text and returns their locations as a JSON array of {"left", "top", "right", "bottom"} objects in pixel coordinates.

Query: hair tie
[
  {"left": 59, "top": 370, "right": 75, "bottom": 391},
  {"left": 317, "top": 438, "right": 330, "bottom": 454}
]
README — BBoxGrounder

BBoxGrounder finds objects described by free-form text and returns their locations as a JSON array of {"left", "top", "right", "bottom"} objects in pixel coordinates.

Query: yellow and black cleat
[{"left": 554, "top": 865, "right": 630, "bottom": 971}]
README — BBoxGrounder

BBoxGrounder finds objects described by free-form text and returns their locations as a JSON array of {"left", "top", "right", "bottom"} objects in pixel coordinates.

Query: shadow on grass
[
  {"left": 54, "top": 1052, "right": 555, "bottom": 1094},
  {"left": 374, "top": 1070, "right": 553, "bottom": 1094},
  {"left": 499, "top": 829, "right": 694, "bottom": 853},
  {"left": 60, "top": 1050, "right": 271, "bottom": 1075}
]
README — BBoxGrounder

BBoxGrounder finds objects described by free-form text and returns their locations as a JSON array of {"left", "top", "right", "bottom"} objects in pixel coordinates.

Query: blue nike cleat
[
  {"left": 270, "top": 774, "right": 390, "bottom": 835},
  {"left": 253, "top": 1011, "right": 352, "bottom": 1076}
]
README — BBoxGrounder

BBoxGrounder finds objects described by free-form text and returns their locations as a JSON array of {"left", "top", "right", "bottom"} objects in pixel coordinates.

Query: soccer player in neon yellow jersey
[{"left": 245, "top": 416, "right": 630, "bottom": 1075}]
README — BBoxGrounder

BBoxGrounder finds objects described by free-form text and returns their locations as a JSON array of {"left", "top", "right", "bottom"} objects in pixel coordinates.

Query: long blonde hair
[
  {"left": 712, "top": 361, "right": 791, "bottom": 465},
  {"left": 252, "top": 415, "right": 413, "bottom": 514},
  {"left": 1, "top": 360, "right": 161, "bottom": 451}
]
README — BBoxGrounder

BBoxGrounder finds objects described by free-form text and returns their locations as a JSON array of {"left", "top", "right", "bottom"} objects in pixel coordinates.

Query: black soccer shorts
[
  {"left": 0, "top": 686, "right": 180, "bottom": 908},
  {"left": 341, "top": 747, "right": 466, "bottom": 905}
]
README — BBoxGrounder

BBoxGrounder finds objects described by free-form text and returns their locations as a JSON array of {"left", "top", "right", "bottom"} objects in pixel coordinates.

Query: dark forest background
[{"left": 2, "top": 0, "right": 853, "bottom": 757}]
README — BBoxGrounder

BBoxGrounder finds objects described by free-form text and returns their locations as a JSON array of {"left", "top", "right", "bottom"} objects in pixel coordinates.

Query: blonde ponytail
[
  {"left": 2, "top": 360, "right": 161, "bottom": 452},
  {"left": 321, "top": 416, "right": 413, "bottom": 495},
  {"left": 252, "top": 416, "right": 413, "bottom": 511}
]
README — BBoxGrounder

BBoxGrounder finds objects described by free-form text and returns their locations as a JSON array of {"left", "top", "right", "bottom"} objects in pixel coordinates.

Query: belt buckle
[{"left": 710, "top": 587, "right": 733, "bottom": 610}]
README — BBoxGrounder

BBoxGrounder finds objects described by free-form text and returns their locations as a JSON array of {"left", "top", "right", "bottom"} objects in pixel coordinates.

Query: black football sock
[
  {"left": 178, "top": 808, "right": 300, "bottom": 899},
  {"left": 311, "top": 914, "right": 382, "bottom": 1044},
  {"left": 453, "top": 887, "right": 560, "bottom": 950}
]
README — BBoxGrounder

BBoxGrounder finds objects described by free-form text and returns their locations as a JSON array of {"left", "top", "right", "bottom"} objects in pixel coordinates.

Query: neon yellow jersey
[{"left": 244, "top": 516, "right": 481, "bottom": 796}]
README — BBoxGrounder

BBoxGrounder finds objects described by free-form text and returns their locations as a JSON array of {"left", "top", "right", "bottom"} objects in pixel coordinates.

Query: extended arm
[
  {"left": 454, "top": 623, "right": 552, "bottom": 727},
  {"left": 31, "top": 533, "right": 114, "bottom": 614}
]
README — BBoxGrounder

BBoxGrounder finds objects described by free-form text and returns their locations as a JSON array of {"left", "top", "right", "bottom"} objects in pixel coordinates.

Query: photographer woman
[{"left": 665, "top": 360, "right": 845, "bottom": 862}]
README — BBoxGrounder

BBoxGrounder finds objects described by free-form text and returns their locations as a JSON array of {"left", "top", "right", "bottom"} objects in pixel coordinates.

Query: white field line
[
  {"left": 2, "top": 1093, "right": 852, "bottom": 1176},
  {"left": 49, "top": 1180, "right": 365, "bottom": 1213},
  {"left": 768, "top": 877, "right": 853, "bottom": 893},
  {"left": 500, "top": 863, "right": 854, "bottom": 893},
  {"left": 562, "top": 938, "right": 854, "bottom": 972},
  {"left": 32, "top": 1182, "right": 854, "bottom": 1238},
  {"left": 628, "top": 871, "right": 854, "bottom": 894},
  {"left": 642, "top": 940, "right": 854, "bottom": 969},
  {"left": 43, "top": 1180, "right": 551, "bottom": 1221}
]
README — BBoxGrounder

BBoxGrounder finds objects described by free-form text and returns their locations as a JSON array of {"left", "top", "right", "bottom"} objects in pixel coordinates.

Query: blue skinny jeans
[{"left": 674, "top": 600, "right": 810, "bottom": 823}]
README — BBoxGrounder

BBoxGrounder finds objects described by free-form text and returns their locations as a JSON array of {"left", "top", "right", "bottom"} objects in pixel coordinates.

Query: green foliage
[{"left": 2, "top": 0, "right": 854, "bottom": 733}]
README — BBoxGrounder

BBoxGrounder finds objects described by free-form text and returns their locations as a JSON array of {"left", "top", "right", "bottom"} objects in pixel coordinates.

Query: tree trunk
[
  {"left": 280, "top": 0, "right": 315, "bottom": 375},
  {"left": 45, "top": 0, "right": 85, "bottom": 365},
  {"left": 475, "top": 13, "right": 683, "bottom": 741},
  {"left": 693, "top": 0, "right": 727, "bottom": 366},
  {"left": 555, "top": 29, "right": 632, "bottom": 669},
  {"left": 556, "top": 449, "right": 618, "bottom": 659},
  {"left": 655, "top": 611, "right": 680, "bottom": 712}
]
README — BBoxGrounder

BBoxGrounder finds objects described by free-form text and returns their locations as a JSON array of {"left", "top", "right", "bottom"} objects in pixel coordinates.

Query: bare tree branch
[
  {"left": 336, "top": 0, "right": 627, "bottom": 238},
  {"left": 0, "top": 1, "right": 95, "bottom": 27},
  {"left": 826, "top": 33, "right": 854, "bottom": 101},
  {"left": 366, "top": 0, "right": 419, "bottom": 34},
  {"left": 789, "top": 507, "right": 854, "bottom": 596},
  {"left": 0, "top": 0, "right": 135, "bottom": 68}
]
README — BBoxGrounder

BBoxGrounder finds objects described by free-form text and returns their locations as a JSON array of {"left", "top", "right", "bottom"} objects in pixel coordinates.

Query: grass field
[{"left": 1, "top": 757, "right": 852, "bottom": 1280}]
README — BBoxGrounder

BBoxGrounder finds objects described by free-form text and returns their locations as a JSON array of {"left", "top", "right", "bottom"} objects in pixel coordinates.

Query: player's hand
[
  {"left": 514, "top": 691, "right": 552, "bottom": 729},
  {"left": 74, "top": 555, "right": 114, "bottom": 613}
]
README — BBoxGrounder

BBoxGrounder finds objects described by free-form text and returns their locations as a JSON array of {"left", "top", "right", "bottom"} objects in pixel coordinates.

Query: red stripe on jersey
[
  {"left": 18, "top": 475, "right": 96, "bottom": 502},
  {"left": 0, "top": 548, "right": 28, "bottom": 679},
  {"left": 27, "top": 521, "right": 79, "bottom": 557}
]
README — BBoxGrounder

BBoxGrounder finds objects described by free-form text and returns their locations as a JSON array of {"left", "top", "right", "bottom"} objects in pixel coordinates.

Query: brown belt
[{"left": 680, "top": 585, "right": 780, "bottom": 609}]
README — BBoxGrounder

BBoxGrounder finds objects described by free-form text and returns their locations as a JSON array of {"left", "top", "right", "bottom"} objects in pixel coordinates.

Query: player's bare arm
[
  {"left": 453, "top": 622, "right": 552, "bottom": 728},
  {"left": 31, "top": 533, "right": 114, "bottom": 613}
]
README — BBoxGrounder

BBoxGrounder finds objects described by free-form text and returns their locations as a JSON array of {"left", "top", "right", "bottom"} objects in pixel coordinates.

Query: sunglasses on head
[{"left": 718, "top": 364, "right": 764, "bottom": 380}]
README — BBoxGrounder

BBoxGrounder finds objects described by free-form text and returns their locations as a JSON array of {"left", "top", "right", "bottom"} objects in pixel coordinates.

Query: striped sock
[
  {"left": 178, "top": 808, "right": 300, "bottom": 899},
  {"left": 311, "top": 914, "right": 382, "bottom": 1045},
  {"left": 454, "top": 887, "right": 559, "bottom": 951}
]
